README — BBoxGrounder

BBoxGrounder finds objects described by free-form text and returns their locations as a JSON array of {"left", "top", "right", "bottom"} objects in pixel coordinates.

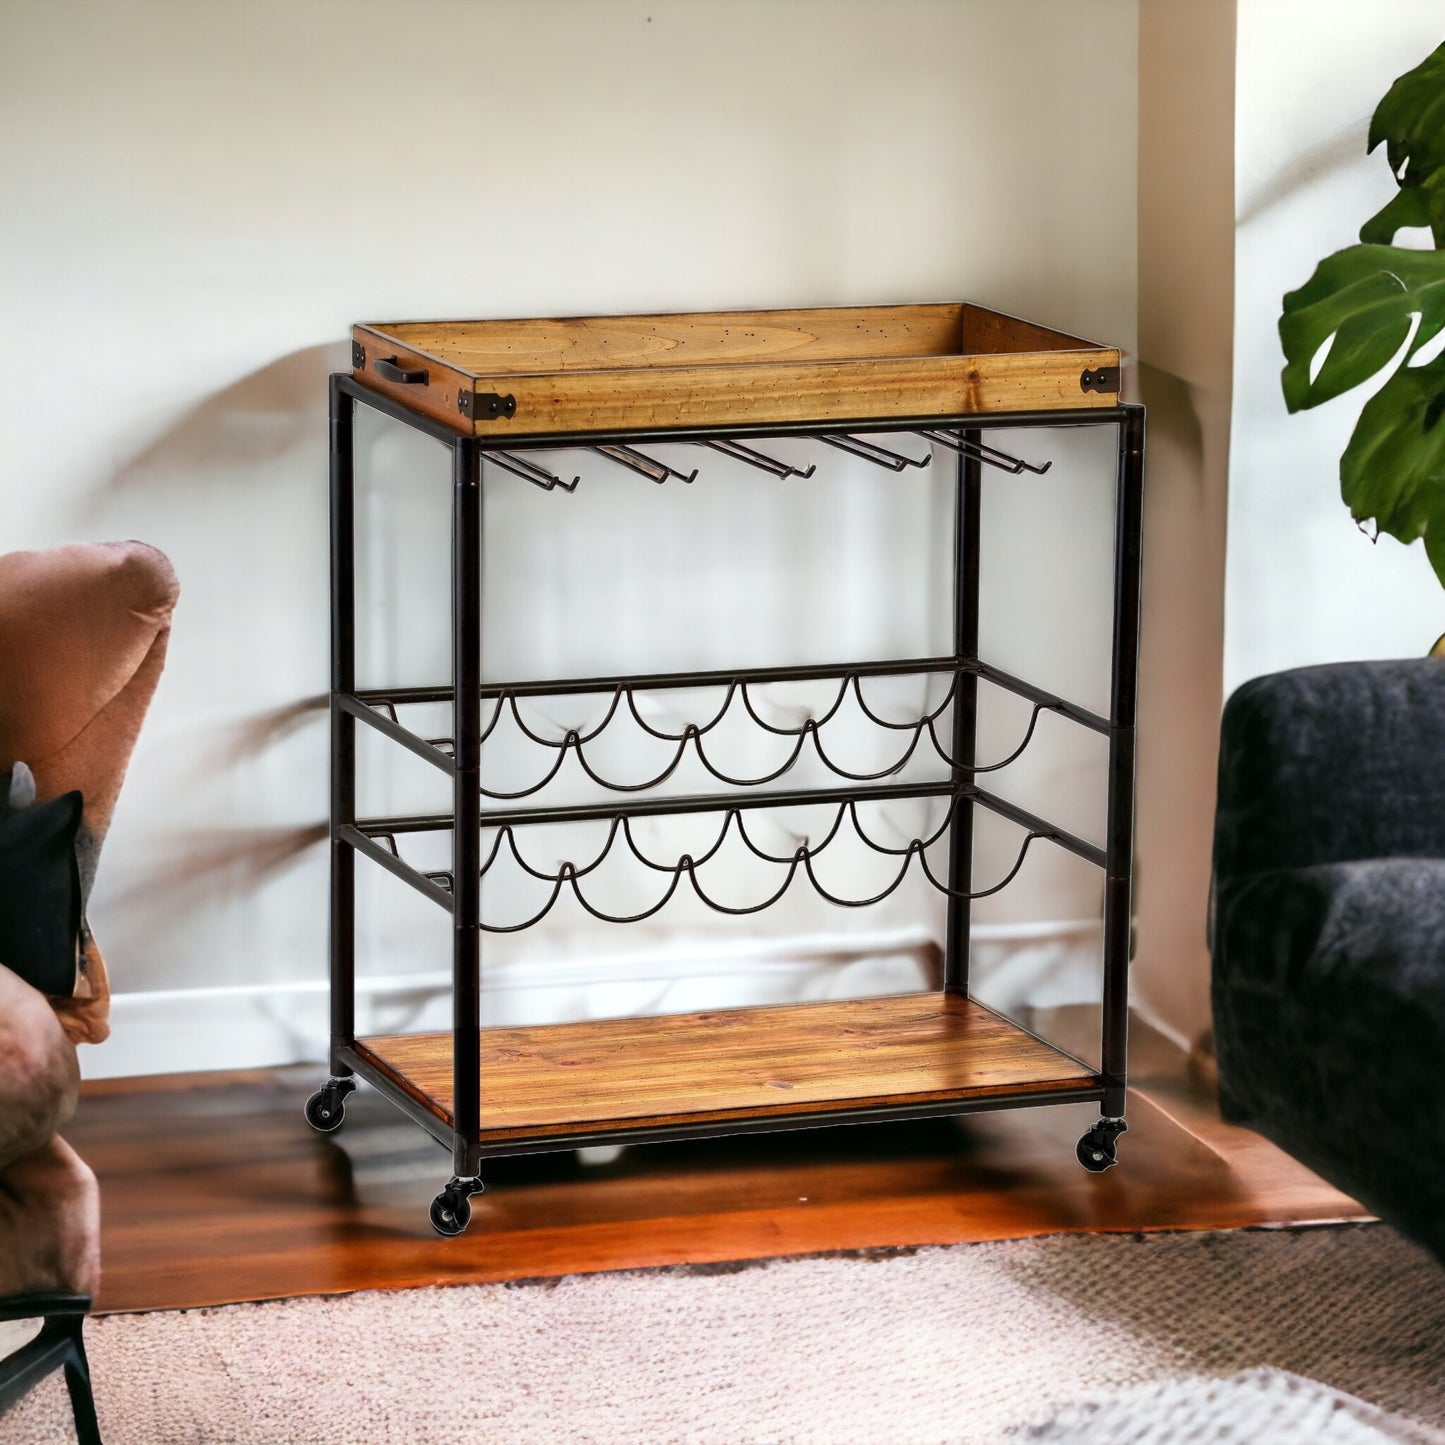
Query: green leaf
[
  {"left": 1424, "top": 169, "right": 1445, "bottom": 247},
  {"left": 1291, "top": 41, "right": 1445, "bottom": 594},
  {"left": 1369, "top": 42, "right": 1445, "bottom": 189},
  {"left": 1340, "top": 355, "right": 1445, "bottom": 585},
  {"left": 1363, "top": 172, "right": 1445, "bottom": 249},
  {"left": 1279, "top": 244, "right": 1445, "bottom": 412},
  {"left": 1359, "top": 186, "right": 1430, "bottom": 245},
  {"left": 1368, "top": 42, "right": 1445, "bottom": 248}
]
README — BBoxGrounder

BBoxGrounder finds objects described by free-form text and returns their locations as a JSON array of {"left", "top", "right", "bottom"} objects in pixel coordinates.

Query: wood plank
[
  {"left": 463, "top": 348, "right": 1119, "bottom": 437},
  {"left": 961, "top": 303, "right": 1101, "bottom": 354},
  {"left": 71, "top": 1010, "right": 1371, "bottom": 1316},
  {"left": 351, "top": 325, "right": 473, "bottom": 433},
  {"left": 376, "top": 305, "right": 968, "bottom": 374},
  {"left": 356, "top": 994, "right": 1097, "bottom": 1143}
]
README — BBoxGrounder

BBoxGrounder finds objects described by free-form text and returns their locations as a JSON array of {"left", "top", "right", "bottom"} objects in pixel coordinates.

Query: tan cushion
[
  {"left": 0, "top": 542, "right": 178, "bottom": 1043},
  {"left": 0, "top": 965, "right": 96, "bottom": 1296},
  {"left": 0, "top": 1136, "right": 100, "bottom": 1298},
  {"left": 0, "top": 963, "right": 78, "bottom": 1168}
]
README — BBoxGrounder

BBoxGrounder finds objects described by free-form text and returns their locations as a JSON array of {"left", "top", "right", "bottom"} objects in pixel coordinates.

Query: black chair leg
[
  {"left": 61, "top": 1315, "right": 101, "bottom": 1445},
  {"left": 0, "top": 1296, "right": 102, "bottom": 1444}
]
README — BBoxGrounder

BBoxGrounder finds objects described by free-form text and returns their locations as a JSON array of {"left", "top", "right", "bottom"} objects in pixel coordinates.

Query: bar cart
[{"left": 305, "top": 303, "right": 1145, "bottom": 1235}]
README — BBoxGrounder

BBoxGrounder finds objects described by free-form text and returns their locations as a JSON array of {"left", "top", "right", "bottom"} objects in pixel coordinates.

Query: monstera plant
[{"left": 1279, "top": 41, "right": 1445, "bottom": 585}]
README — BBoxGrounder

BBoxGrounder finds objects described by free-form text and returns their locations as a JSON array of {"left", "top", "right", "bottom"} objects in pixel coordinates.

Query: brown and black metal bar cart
[{"left": 305, "top": 303, "right": 1145, "bottom": 1235}]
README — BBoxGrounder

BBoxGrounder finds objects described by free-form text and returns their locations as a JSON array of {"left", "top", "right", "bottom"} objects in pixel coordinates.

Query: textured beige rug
[
  {"left": 1021, "top": 1369, "right": 1445, "bottom": 1444},
  {"left": 8, "top": 1224, "right": 1445, "bottom": 1444}
]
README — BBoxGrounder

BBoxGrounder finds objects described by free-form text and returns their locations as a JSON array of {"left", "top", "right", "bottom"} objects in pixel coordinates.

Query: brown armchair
[{"left": 0, "top": 541, "right": 178, "bottom": 1442}]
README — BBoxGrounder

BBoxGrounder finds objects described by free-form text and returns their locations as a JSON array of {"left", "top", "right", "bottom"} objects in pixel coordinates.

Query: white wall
[
  {"left": 1132, "top": 0, "right": 1234, "bottom": 1046},
  {"left": 1229, "top": 0, "right": 1445, "bottom": 694},
  {"left": 0, "top": 0, "right": 1139, "bottom": 1076}
]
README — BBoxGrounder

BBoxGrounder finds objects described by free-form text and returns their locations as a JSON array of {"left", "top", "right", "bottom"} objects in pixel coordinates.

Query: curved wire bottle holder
[
  {"left": 369, "top": 669, "right": 1055, "bottom": 798},
  {"left": 360, "top": 664, "right": 1086, "bottom": 932}
]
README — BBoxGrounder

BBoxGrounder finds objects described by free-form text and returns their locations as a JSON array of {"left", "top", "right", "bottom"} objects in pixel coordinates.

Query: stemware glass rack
[{"left": 304, "top": 304, "right": 1145, "bottom": 1235}]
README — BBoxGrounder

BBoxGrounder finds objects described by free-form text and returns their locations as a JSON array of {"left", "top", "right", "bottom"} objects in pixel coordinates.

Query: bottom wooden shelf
[{"left": 355, "top": 993, "right": 1100, "bottom": 1148}]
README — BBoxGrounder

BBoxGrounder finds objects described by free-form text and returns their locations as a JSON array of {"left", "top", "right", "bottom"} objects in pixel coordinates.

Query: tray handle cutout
[{"left": 374, "top": 356, "right": 429, "bottom": 385}]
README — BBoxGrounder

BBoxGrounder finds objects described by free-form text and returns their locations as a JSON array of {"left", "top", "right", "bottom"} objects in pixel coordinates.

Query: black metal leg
[
  {"left": 60, "top": 1315, "right": 101, "bottom": 1445},
  {"left": 944, "top": 434, "right": 981, "bottom": 994},
  {"left": 0, "top": 1303, "right": 102, "bottom": 1445},
  {"left": 448, "top": 436, "right": 484, "bottom": 1208},
  {"left": 0, "top": 1324, "right": 63, "bottom": 1416},
  {"left": 1099, "top": 404, "right": 1145, "bottom": 1124},
  {"left": 329, "top": 375, "right": 357, "bottom": 1081}
]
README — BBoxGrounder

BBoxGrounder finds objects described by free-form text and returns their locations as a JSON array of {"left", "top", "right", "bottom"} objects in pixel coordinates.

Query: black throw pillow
[{"left": 0, "top": 788, "right": 83, "bottom": 997}]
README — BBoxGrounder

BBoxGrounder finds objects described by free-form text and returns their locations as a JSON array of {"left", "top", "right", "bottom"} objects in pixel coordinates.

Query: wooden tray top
[{"left": 351, "top": 302, "right": 1121, "bottom": 439}]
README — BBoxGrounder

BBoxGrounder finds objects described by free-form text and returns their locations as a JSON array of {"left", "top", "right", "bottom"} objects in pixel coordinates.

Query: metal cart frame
[{"left": 308, "top": 371, "right": 1144, "bottom": 1235}]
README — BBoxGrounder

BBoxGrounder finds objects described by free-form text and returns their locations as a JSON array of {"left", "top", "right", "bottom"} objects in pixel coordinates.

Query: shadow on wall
[
  {"left": 107, "top": 343, "right": 348, "bottom": 494},
  {"left": 1135, "top": 364, "right": 1203, "bottom": 469},
  {"left": 202, "top": 695, "right": 328, "bottom": 772},
  {"left": 1235, "top": 118, "right": 1365, "bottom": 227},
  {"left": 106, "top": 823, "right": 328, "bottom": 933},
  {"left": 102, "top": 699, "right": 331, "bottom": 951},
  {"left": 83, "top": 346, "right": 348, "bottom": 988},
  {"left": 93, "top": 821, "right": 330, "bottom": 1003}
]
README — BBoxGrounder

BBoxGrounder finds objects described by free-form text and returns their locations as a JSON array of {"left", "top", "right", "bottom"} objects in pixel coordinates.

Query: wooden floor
[{"left": 73, "top": 1007, "right": 1369, "bottom": 1316}]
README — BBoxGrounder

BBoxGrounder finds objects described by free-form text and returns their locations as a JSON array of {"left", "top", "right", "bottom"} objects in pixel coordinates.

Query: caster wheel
[
  {"left": 429, "top": 1177, "right": 483, "bottom": 1236},
  {"left": 1076, "top": 1117, "right": 1127, "bottom": 1173},
  {"left": 304, "top": 1079, "right": 354, "bottom": 1134},
  {"left": 430, "top": 1188, "right": 473, "bottom": 1236}
]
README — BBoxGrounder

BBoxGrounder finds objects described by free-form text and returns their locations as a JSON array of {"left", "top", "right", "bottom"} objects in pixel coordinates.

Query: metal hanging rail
[
  {"left": 592, "top": 443, "right": 698, "bottom": 485},
  {"left": 487, "top": 451, "right": 581, "bottom": 492},
  {"left": 919, "top": 429, "right": 1052, "bottom": 476},
  {"left": 700, "top": 438, "right": 817, "bottom": 478},
  {"left": 819, "top": 434, "right": 932, "bottom": 471}
]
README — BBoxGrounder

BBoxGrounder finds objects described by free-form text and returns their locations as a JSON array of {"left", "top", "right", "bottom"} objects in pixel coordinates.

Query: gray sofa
[{"left": 1211, "top": 659, "right": 1445, "bottom": 1263}]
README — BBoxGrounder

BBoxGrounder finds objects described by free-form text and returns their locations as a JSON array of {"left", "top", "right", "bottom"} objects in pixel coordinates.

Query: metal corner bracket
[
  {"left": 458, "top": 391, "right": 518, "bottom": 420},
  {"left": 1080, "top": 366, "right": 1120, "bottom": 395}
]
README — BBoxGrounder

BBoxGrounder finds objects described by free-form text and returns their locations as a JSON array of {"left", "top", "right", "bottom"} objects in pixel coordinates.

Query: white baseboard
[{"left": 84, "top": 921, "right": 1106, "bottom": 1079}]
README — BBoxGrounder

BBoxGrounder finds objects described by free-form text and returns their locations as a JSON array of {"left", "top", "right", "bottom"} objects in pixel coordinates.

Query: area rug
[
  {"left": 1019, "top": 1368, "right": 1445, "bottom": 1444},
  {"left": 8, "top": 1224, "right": 1445, "bottom": 1444}
]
